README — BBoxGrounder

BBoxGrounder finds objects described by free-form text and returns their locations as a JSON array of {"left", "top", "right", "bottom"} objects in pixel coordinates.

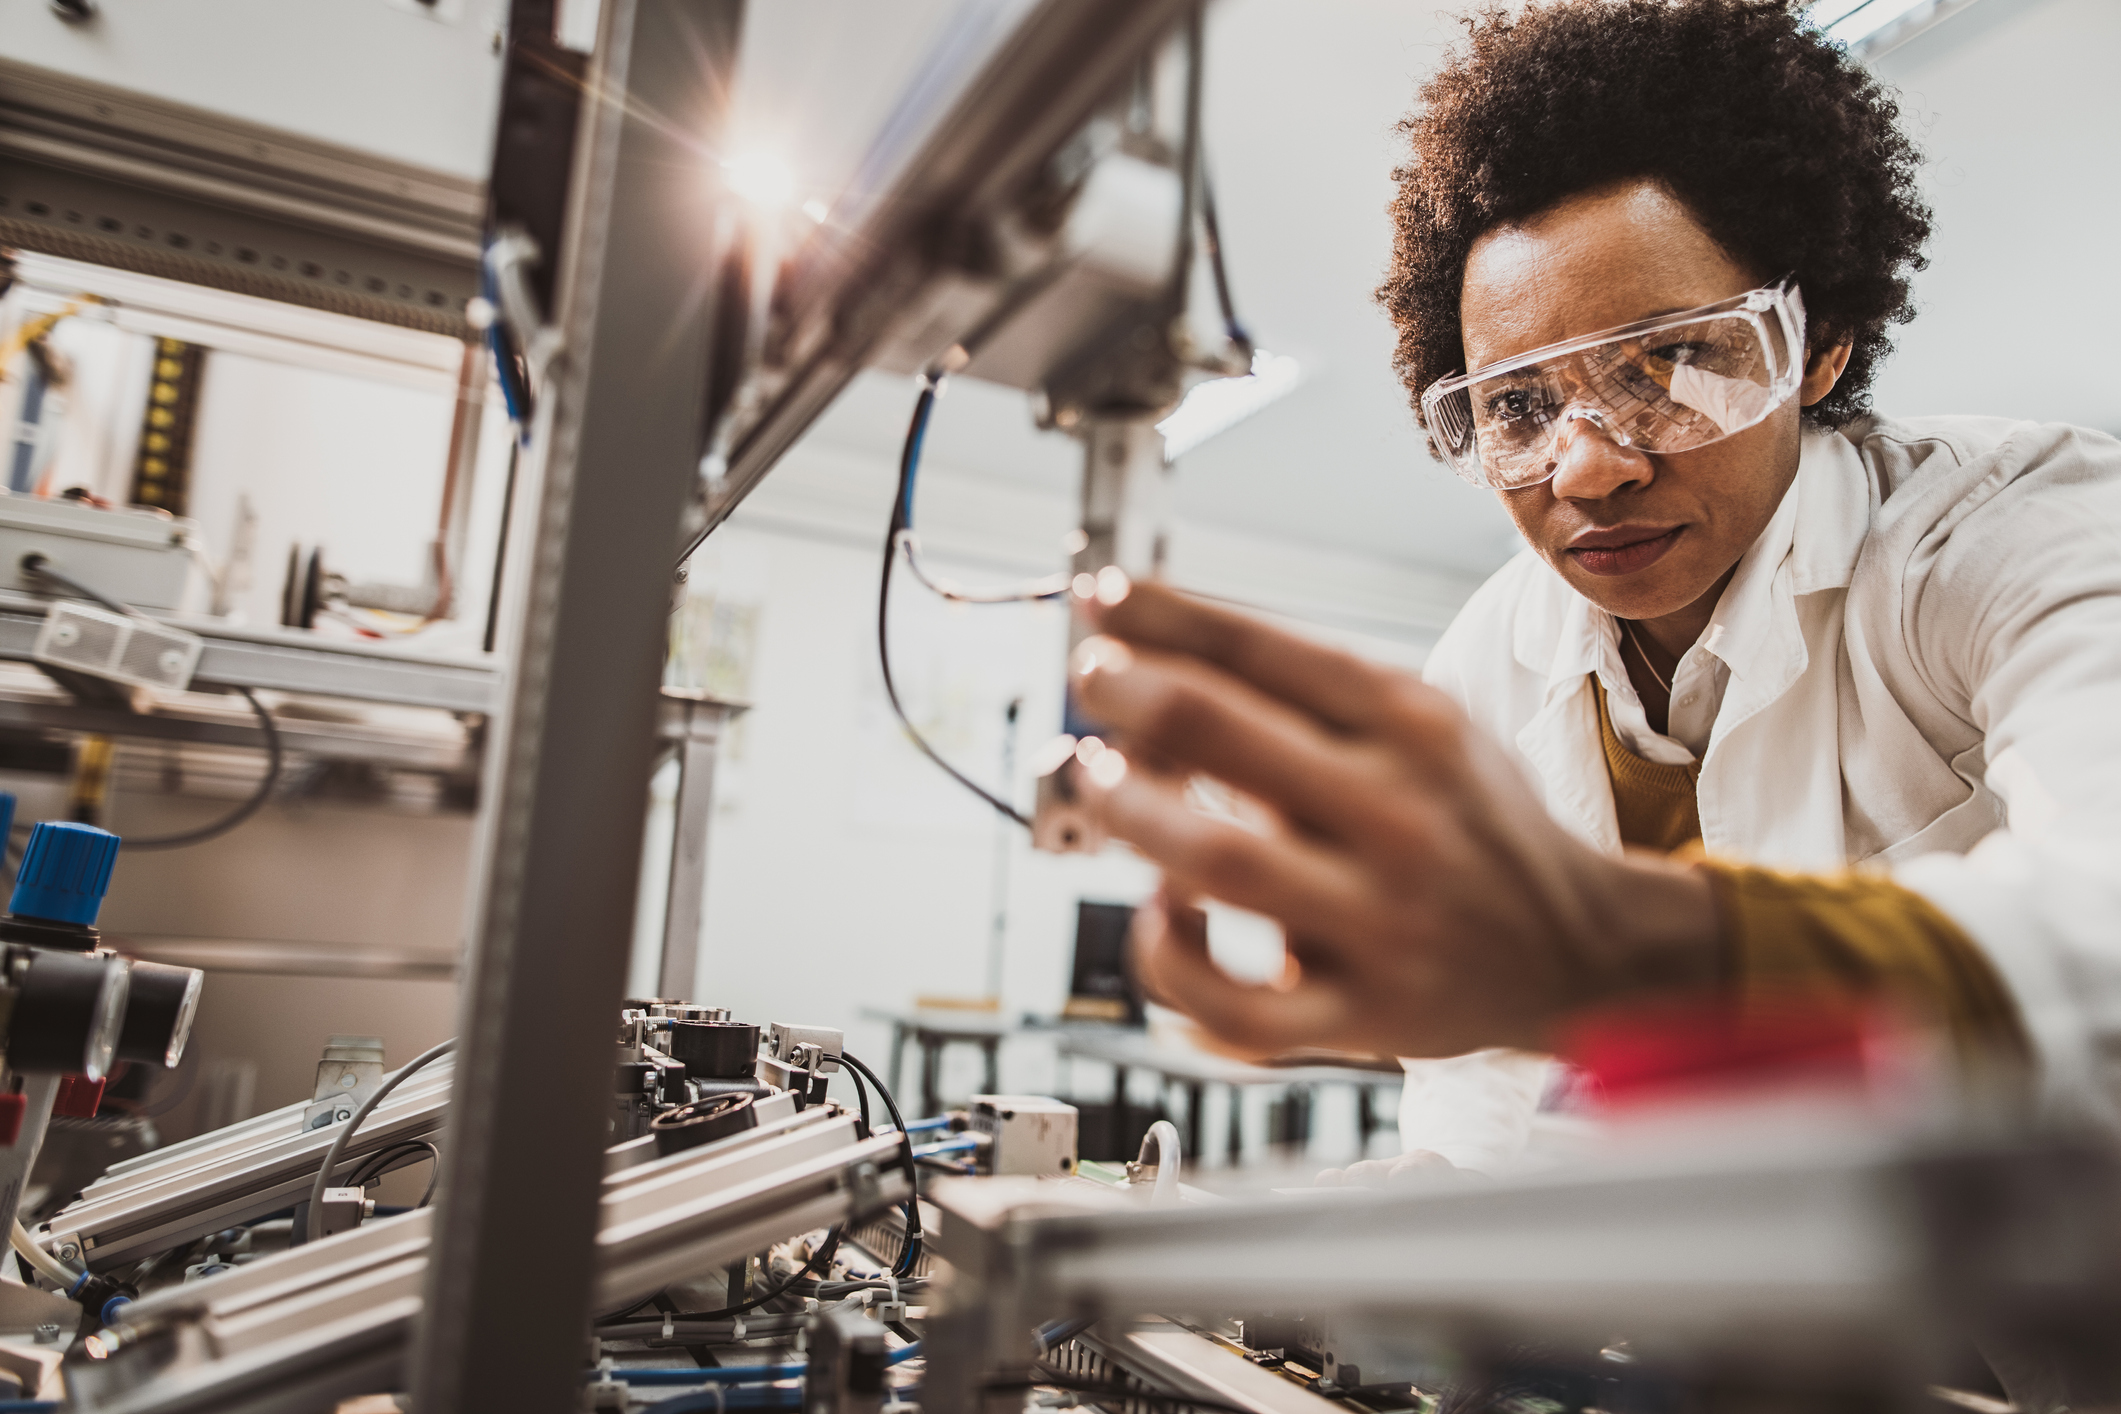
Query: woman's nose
[{"left": 1546, "top": 411, "right": 1654, "bottom": 501}]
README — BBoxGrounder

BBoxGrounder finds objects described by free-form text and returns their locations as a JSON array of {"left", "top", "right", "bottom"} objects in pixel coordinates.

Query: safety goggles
[{"left": 1420, "top": 280, "right": 1808, "bottom": 490}]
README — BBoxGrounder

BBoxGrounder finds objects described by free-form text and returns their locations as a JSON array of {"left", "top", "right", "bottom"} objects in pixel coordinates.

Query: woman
[{"left": 1066, "top": 0, "right": 2121, "bottom": 1161}]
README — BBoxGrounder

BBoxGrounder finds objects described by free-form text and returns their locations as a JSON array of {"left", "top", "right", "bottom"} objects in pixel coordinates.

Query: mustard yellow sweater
[{"left": 1590, "top": 677, "right": 2028, "bottom": 1069}]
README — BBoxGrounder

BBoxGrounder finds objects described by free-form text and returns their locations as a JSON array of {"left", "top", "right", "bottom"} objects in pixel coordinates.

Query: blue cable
[
  {"left": 643, "top": 1388, "right": 804, "bottom": 1412},
  {"left": 886, "top": 1341, "right": 923, "bottom": 1366},
  {"left": 0, "top": 1402, "right": 60, "bottom": 1413},
  {"left": 603, "top": 1365, "right": 804, "bottom": 1387},
  {"left": 910, "top": 1137, "right": 977, "bottom": 1158},
  {"left": 899, "top": 1117, "right": 953, "bottom": 1135}
]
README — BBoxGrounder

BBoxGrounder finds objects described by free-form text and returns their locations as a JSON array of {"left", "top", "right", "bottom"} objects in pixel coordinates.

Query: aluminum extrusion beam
[
  {"left": 72, "top": 1112, "right": 906, "bottom": 1414},
  {"left": 922, "top": 1132, "right": 2121, "bottom": 1413},
  {"left": 656, "top": 690, "right": 742, "bottom": 998},
  {"left": 0, "top": 593, "right": 498, "bottom": 714},
  {"left": 688, "top": 0, "right": 1204, "bottom": 553},
  {"left": 0, "top": 57, "right": 481, "bottom": 337},
  {"left": 407, "top": 3, "right": 744, "bottom": 1411}
]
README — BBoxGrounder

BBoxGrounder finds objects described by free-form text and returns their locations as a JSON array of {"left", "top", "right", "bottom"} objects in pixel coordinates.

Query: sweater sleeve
[{"left": 1699, "top": 861, "right": 2031, "bottom": 1075}]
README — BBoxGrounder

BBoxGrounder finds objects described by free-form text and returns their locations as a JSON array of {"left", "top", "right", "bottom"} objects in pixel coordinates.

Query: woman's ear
[{"left": 1801, "top": 338, "right": 1854, "bottom": 406}]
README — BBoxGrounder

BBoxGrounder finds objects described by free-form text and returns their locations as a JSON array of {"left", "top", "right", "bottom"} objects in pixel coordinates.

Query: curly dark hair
[{"left": 1377, "top": 0, "right": 1931, "bottom": 431}]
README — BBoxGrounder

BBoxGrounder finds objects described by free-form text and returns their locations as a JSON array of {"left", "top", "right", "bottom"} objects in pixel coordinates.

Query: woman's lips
[{"left": 1568, "top": 526, "right": 1684, "bottom": 577}]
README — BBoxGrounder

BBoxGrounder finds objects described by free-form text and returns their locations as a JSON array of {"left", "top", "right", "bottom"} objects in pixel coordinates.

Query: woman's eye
[
  {"left": 1485, "top": 388, "right": 1541, "bottom": 421},
  {"left": 1646, "top": 341, "right": 1710, "bottom": 366}
]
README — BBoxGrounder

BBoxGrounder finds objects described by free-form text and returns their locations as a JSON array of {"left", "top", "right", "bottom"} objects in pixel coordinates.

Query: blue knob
[{"left": 11, "top": 822, "right": 120, "bottom": 926}]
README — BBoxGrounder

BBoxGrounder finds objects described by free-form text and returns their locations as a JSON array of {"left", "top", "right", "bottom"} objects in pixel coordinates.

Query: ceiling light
[
  {"left": 1156, "top": 350, "right": 1303, "bottom": 461},
  {"left": 1810, "top": 0, "right": 1949, "bottom": 48},
  {"left": 721, "top": 151, "right": 797, "bottom": 210}
]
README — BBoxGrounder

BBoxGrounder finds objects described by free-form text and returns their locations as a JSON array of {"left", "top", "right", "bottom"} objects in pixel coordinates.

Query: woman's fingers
[
  {"left": 1086, "top": 580, "right": 1413, "bottom": 734},
  {"left": 1130, "top": 894, "right": 1347, "bottom": 1053},
  {"left": 1087, "top": 761, "right": 1381, "bottom": 944},
  {"left": 1074, "top": 637, "right": 1441, "bottom": 837}
]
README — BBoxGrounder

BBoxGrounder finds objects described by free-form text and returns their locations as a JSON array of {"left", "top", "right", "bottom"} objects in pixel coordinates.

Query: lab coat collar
[{"left": 1514, "top": 424, "right": 1872, "bottom": 702}]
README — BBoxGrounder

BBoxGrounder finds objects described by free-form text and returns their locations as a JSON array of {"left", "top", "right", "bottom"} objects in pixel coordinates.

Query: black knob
[
  {"left": 114, "top": 961, "right": 204, "bottom": 1068},
  {"left": 7, "top": 949, "right": 128, "bottom": 1078}
]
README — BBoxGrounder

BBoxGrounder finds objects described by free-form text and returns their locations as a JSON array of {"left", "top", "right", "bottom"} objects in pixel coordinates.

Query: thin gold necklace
[{"left": 1623, "top": 618, "right": 1672, "bottom": 694}]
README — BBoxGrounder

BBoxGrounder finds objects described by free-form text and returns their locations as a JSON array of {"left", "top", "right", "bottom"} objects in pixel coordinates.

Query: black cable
[
  {"left": 1198, "top": 171, "right": 1253, "bottom": 360},
  {"left": 877, "top": 383, "right": 1031, "bottom": 829},
  {"left": 842, "top": 1056, "right": 873, "bottom": 1139},
  {"left": 124, "top": 685, "right": 281, "bottom": 850},
  {"left": 304, "top": 1039, "right": 454, "bottom": 1243},
  {"left": 20, "top": 555, "right": 284, "bottom": 851},
  {"left": 344, "top": 1139, "right": 442, "bottom": 1207},
  {"left": 837, "top": 1050, "right": 922, "bottom": 1278}
]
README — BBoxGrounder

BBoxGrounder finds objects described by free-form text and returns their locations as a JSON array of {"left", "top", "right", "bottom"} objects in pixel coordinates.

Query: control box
[
  {"left": 0, "top": 493, "right": 206, "bottom": 612},
  {"left": 970, "top": 1094, "right": 1078, "bottom": 1176}
]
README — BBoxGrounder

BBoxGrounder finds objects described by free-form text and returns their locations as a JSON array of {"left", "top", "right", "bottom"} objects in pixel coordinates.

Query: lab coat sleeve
[
  {"left": 1396, "top": 1048, "right": 1555, "bottom": 1174},
  {"left": 1889, "top": 423, "right": 2121, "bottom": 1130}
]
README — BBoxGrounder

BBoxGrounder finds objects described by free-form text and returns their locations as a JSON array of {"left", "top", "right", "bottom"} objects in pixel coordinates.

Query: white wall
[{"left": 1867, "top": 0, "right": 2121, "bottom": 433}]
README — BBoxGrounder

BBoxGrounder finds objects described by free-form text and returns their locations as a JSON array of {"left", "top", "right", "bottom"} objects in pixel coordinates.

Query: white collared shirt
[{"left": 1400, "top": 415, "right": 2121, "bottom": 1167}]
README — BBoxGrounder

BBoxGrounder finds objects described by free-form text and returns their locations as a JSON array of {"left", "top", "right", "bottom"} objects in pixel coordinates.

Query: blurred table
[
  {"left": 1053, "top": 1028, "right": 1401, "bottom": 1166},
  {"left": 859, "top": 1007, "right": 1020, "bottom": 1118}
]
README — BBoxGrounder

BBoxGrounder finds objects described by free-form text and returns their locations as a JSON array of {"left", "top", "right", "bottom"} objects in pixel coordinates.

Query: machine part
[
  {"left": 656, "top": 691, "right": 744, "bottom": 1000},
  {"left": 32, "top": 597, "right": 199, "bottom": 692},
  {"left": 72, "top": 1108, "right": 906, "bottom": 1414},
  {"left": 1125, "top": 1119, "right": 1181, "bottom": 1206},
  {"left": 302, "top": 1036, "right": 385, "bottom": 1133},
  {"left": 0, "top": 498, "right": 204, "bottom": 613},
  {"left": 314, "top": 1186, "right": 371, "bottom": 1239},
  {"left": 922, "top": 1130, "right": 2121, "bottom": 1414},
  {"left": 107, "top": 959, "right": 203, "bottom": 1069},
  {"left": 682, "top": 0, "right": 1208, "bottom": 553},
  {"left": 969, "top": 1096, "right": 1079, "bottom": 1177},
  {"left": 0, "top": 586, "right": 499, "bottom": 712},
  {"left": 668, "top": 1020, "right": 762, "bottom": 1080},
  {"left": 51, "top": 1072, "right": 106, "bottom": 1118},
  {"left": 7, "top": 819, "right": 119, "bottom": 930},
  {"left": 305, "top": 1039, "right": 454, "bottom": 1243},
  {"left": 407, "top": 4, "right": 748, "bottom": 1411},
  {"left": 652, "top": 1093, "right": 761, "bottom": 1158},
  {"left": 805, "top": 1308, "right": 889, "bottom": 1414},
  {"left": 766, "top": 1025, "right": 844, "bottom": 1075},
  {"left": 4, "top": 947, "right": 127, "bottom": 1078},
  {"left": 39, "top": 1055, "right": 456, "bottom": 1271},
  {"left": 0, "top": 55, "right": 480, "bottom": 336},
  {"left": 1033, "top": 418, "right": 1170, "bottom": 854}
]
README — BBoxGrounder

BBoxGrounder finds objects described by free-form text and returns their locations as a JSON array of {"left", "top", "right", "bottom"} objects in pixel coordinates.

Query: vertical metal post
[
  {"left": 1031, "top": 418, "right": 1169, "bottom": 853},
  {"left": 659, "top": 690, "right": 739, "bottom": 1000},
  {"left": 409, "top": 3, "right": 742, "bottom": 1411}
]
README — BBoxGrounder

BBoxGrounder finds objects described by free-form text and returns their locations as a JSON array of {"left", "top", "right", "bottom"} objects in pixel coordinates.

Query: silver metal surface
[
  {"left": 922, "top": 1130, "right": 2121, "bottom": 1413},
  {"left": 0, "top": 592, "right": 497, "bottom": 714},
  {"left": 690, "top": 0, "right": 1205, "bottom": 552},
  {"left": 40, "top": 1062, "right": 456, "bottom": 1271},
  {"left": 408, "top": 2, "right": 745, "bottom": 1410},
  {"left": 0, "top": 55, "right": 481, "bottom": 336},
  {"left": 73, "top": 1106, "right": 906, "bottom": 1414},
  {"left": 656, "top": 690, "right": 744, "bottom": 999}
]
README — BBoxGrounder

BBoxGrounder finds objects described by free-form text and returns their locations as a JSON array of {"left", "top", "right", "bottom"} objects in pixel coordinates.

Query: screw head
[
  {"left": 57, "top": 1244, "right": 79, "bottom": 1261},
  {"left": 334, "top": 1108, "right": 352, "bottom": 1122},
  {"left": 51, "top": 623, "right": 79, "bottom": 648},
  {"left": 339, "top": 1073, "right": 358, "bottom": 1088}
]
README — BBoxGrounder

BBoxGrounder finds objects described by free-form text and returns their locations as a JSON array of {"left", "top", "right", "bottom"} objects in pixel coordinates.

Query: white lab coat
[{"left": 1400, "top": 415, "right": 2121, "bottom": 1169}]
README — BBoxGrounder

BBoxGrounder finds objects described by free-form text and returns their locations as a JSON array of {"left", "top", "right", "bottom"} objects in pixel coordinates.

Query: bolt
[
  {"left": 339, "top": 1073, "right": 358, "bottom": 1088},
  {"left": 57, "top": 1244, "right": 79, "bottom": 1262},
  {"left": 334, "top": 1108, "right": 352, "bottom": 1123},
  {"left": 33, "top": 1323, "right": 60, "bottom": 1345}
]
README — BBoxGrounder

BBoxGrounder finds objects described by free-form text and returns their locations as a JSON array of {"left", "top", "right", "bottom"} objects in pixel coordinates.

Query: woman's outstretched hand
[{"left": 1069, "top": 580, "right": 1720, "bottom": 1060}]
